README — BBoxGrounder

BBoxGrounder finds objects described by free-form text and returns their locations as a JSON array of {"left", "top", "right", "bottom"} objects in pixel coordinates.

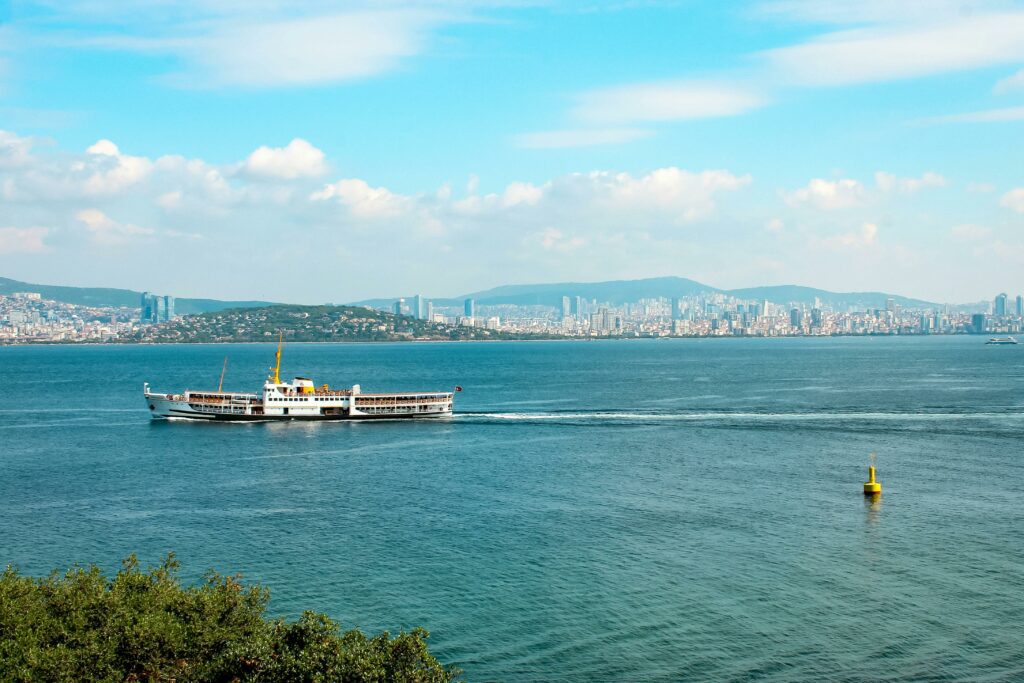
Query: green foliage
[
  {"left": 128, "top": 304, "right": 557, "bottom": 343},
  {"left": 0, "top": 554, "right": 460, "bottom": 683}
]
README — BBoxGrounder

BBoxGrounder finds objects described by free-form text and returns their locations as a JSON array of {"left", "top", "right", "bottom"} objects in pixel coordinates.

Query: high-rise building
[
  {"left": 560, "top": 296, "right": 571, "bottom": 321},
  {"left": 393, "top": 298, "right": 405, "bottom": 316},
  {"left": 464, "top": 298, "right": 476, "bottom": 318},
  {"left": 971, "top": 313, "right": 986, "bottom": 334},
  {"left": 994, "top": 293, "right": 1007, "bottom": 316},
  {"left": 810, "top": 308, "right": 823, "bottom": 328},
  {"left": 790, "top": 308, "right": 803, "bottom": 329},
  {"left": 139, "top": 291, "right": 176, "bottom": 324},
  {"left": 671, "top": 297, "right": 683, "bottom": 321},
  {"left": 425, "top": 301, "right": 434, "bottom": 321},
  {"left": 572, "top": 295, "right": 582, "bottom": 319},
  {"left": 410, "top": 294, "right": 424, "bottom": 319},
  {"left": 1016, "top": 295, "right": 1024, "bottom": 317},
  {"left": 140, "top": 292, "right": 152, "bottom": 323}
]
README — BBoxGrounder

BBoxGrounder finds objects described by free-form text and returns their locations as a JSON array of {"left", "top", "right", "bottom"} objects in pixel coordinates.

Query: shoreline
[{"left": 0, "top": 332, "right": 996, "bottom": 348}]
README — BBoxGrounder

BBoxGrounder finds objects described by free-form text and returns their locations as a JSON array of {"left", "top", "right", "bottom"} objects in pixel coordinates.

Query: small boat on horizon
[{"left": 985, "top": 336, "right": 1019, "bottom": 345}]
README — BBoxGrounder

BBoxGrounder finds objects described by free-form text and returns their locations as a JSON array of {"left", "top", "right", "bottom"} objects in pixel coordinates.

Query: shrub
[{"left": 0, "top": 554, "right": 460, "bottom": 682}]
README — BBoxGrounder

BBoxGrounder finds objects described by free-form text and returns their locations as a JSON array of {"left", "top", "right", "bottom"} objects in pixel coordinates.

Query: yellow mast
[
  {"left": 272, "top": 332, "right": 283, "bottom": 384},
  {"left": 217, "top": 356, "right": 228, "bottom": 392}
]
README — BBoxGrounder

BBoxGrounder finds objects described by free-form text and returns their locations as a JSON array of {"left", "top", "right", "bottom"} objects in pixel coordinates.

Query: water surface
[{"left": 2, "top": 338, "right": 1022, "bottom": 681}]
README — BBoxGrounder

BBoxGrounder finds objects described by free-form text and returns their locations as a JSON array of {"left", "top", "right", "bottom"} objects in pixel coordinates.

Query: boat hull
[{"left": 144, "top": 390, "right": 453, "bottom": 422}]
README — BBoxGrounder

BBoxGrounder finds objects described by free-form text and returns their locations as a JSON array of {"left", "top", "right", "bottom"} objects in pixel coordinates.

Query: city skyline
[{"left": 1, "top": 1, "right": 1024, "bottom": 302}]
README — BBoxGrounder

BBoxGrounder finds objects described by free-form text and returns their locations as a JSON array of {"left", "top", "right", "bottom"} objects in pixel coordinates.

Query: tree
[{"left": 0, "top": 554, "right": 460, "bottom": 682}]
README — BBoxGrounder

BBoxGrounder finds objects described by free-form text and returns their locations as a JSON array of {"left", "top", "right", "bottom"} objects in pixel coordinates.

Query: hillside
[
  {"left": 129, "top": 304, "right": 556, "bottom": 343},
  {"left": 353, "top": 276, "right": 950, "bottom": 311},
  {"left": 0, "top": 277, "right": 275, "bottom": 315}
]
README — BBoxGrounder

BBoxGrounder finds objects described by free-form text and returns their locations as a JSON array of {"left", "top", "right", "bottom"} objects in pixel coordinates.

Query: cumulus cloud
[
  {"left": 0, "top": 130, "right": 34, "bottom": 169},
  {"left": 1001, "top": 188, "right": 1024, "bottom": 213},
  {"left": 80, "top": 139, "right": 152, "bottom": 195},
  {"left": 815, "top": 222, "right": 879, "bottom": 250},
  {"left": 875, "top": 171, "right": 946, "bottom": 193},
  {"left": 0, "top": 226, "right": 49, "bottom": 254},
  {"left": 241, "top": 138, "right": 328, "bottom": 179},
  {"left": 76, "top": 209, "right": 155, "bottom": 246},
  {"left": 311, "top": 178, "right": 409, "bottom": 218},
  {"left": 573, "top": 81, "right": 765, "bottom": 125},
  {"left": 783, "top": 178, "right": 867, "bottom": 210}
]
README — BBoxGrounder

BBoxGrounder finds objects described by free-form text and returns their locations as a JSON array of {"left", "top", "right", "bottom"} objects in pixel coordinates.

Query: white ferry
[
  {"left": 986, "top": 336, "right": 1018, "bottom": 345},
  {"left": 143, "top": 338, "right": 457, "bottom": 422}
]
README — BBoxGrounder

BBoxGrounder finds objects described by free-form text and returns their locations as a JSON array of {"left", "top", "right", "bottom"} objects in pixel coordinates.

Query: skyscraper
[
  {"left": 671, "top": 297, "right": 683, "bottom": 321},
  {"left": 162, "top": 296, "right": 175, "bottom": 322},
  {"left": 1016, "top": 295, "right": 1024, "bottom": 317},
  {"left": 393, "top": 298, "right": 405, "bottom": 316},
  {"left": 971, "top": 313, "right": 986, "bottom": 334},
  {"left": 561, "top": 296, "right": 571, "bottom": 321},
  {"left": 464, "top": 298, "right": 475, "bottom": 318},
  {"left": 140, "top": 292, "right": 152, "bottom": 323},
  {"left": 994, "top": 293, "right": 1007, "bottom": 316},
  {"left": 411, "top": 294, "right": 424, "bottom": 319},
  {"left": 790, "top": 308, "right": 803, "bottom": 329}
]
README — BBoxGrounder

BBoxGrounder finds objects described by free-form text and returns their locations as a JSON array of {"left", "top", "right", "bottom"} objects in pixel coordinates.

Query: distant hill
[
  {"left": 723, "top": 285, "right": 937, "bottom": 311},
  {"left": 0, "top": 277, "right": 275, "bottom": 315},
  {"left": 353, "top": 276, "right": 951, "bottom": 311},
  {"left": 129, "top": 304, "right": 557, "bottom": 343}
]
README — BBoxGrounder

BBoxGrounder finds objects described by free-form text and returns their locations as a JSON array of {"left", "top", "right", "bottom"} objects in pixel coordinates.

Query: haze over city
[{"left": 1, "top": 0, "right": 1023, "bottom": 303}]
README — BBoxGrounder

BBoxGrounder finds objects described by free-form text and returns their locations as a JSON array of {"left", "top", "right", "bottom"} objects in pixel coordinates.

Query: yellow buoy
[{"left": 863, "top": 464, "right": 882, "bottom": 495}]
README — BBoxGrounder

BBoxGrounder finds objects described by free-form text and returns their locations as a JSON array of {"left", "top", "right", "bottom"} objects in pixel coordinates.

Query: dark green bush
[{"left": 0, "top": 554, "right": 460, "bottom": 682}]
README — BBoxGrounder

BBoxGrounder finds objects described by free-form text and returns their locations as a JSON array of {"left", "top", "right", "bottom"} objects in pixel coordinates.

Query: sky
[{"left": 0, "top": 0, "right": 1023, "bottom": 304}]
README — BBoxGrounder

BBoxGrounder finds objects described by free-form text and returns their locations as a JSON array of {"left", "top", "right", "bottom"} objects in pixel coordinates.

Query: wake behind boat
[{"left": 144, "top": 337, "right": 457, "bottom": 421}]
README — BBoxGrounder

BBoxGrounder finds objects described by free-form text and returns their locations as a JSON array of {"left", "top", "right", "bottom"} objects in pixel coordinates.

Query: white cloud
[
  {"left": 875, "top": 171, "right": 946, "bottom": 193},
  {"left": 310, "top": 178, "right": 409, "bottom": 218},
  {"left": 82, "top": 139, "right": 152, "bottom": 195},
  {"left": 76, "top": 208, "right": 155, "bottom": 245},
  {"left": 766, "top": 217, "right": 785, "bottom": 232},
  {"left": 950, "top": 223, "right": 992, "bottom": 240},
  {"left": 515, "top": 128, "right": 653, "bottom": 149},
  {"left": 1001, "top": 188, "right": 1024, "bottom": 213},
  {"left": 756, "top": 0, "right": 1010, "bottom": 25},
  {"left": 66, "top": 8, "right": 449, "bottom": 88},
  {"left": 573, "top": 81, "right": 765, "bottom": 124},
  {"left": 763, "top": 12, "right": 1024, "bottom": 86},
  {"left": 993, "top": 67, "right": 1024, "bottom": 94},
  {"left": 783, "top": 178, "right": 866, "bottom": 210},
  {"left": 0, "top": 226, "right": 48, "bottom": 254},
  {"left": 815, "top": 222, "right": 879, "bottom": 249},
  {"left": 242, "top": 138, "right": 327, "bottom": 179},
  {"left": 926, "top": 106, "right": 1024, "bottom": 123},
  {"left": 967, "top": 182, "right": 996, "bottom": 193},
  {"left": 0, "top": 130, "right": 33, "bottom": 169},
  {"left": 535, "top": 228, "right": 587, "bottom": 253}
]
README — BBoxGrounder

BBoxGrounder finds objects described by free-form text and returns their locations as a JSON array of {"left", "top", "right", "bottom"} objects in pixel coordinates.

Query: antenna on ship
[
  {"left": 217, "top": 356, "right": 228, "bottom": 393},
  {"left": 271, "top": 332, "right": 283, "bottom": 384}
]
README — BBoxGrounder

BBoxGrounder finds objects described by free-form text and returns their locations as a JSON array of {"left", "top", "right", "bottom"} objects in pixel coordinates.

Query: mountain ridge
[{"left": 0, "top": 277, "right": 275, "bottom": 315}]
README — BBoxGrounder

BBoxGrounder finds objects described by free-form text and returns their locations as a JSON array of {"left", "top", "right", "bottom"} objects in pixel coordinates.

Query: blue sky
[{"left": 1, "top": 0, "right": 1023, "bottom": 303}]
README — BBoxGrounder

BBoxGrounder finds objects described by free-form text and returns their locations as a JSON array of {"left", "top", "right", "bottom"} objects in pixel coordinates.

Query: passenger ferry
[
  {"left": 144, "top": 337, "right": 457, "bottom": 421},
  {"left": 986, "top": 336, "right": 1019, "bottom": 345}
]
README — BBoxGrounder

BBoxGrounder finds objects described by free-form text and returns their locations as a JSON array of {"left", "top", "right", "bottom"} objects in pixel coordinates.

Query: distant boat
[{"left": 986, "top": 336, "right": 1019, "bottom": 345}]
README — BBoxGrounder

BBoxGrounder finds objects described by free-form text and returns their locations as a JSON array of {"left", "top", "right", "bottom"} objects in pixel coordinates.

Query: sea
[{"left": 1, "top": 337, "right": 1023, "bottom": 681}]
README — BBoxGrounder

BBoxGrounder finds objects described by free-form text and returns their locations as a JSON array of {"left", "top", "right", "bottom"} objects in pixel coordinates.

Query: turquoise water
[{"left": 2, "top": 338, "right": 1023, "bottom": 681}]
